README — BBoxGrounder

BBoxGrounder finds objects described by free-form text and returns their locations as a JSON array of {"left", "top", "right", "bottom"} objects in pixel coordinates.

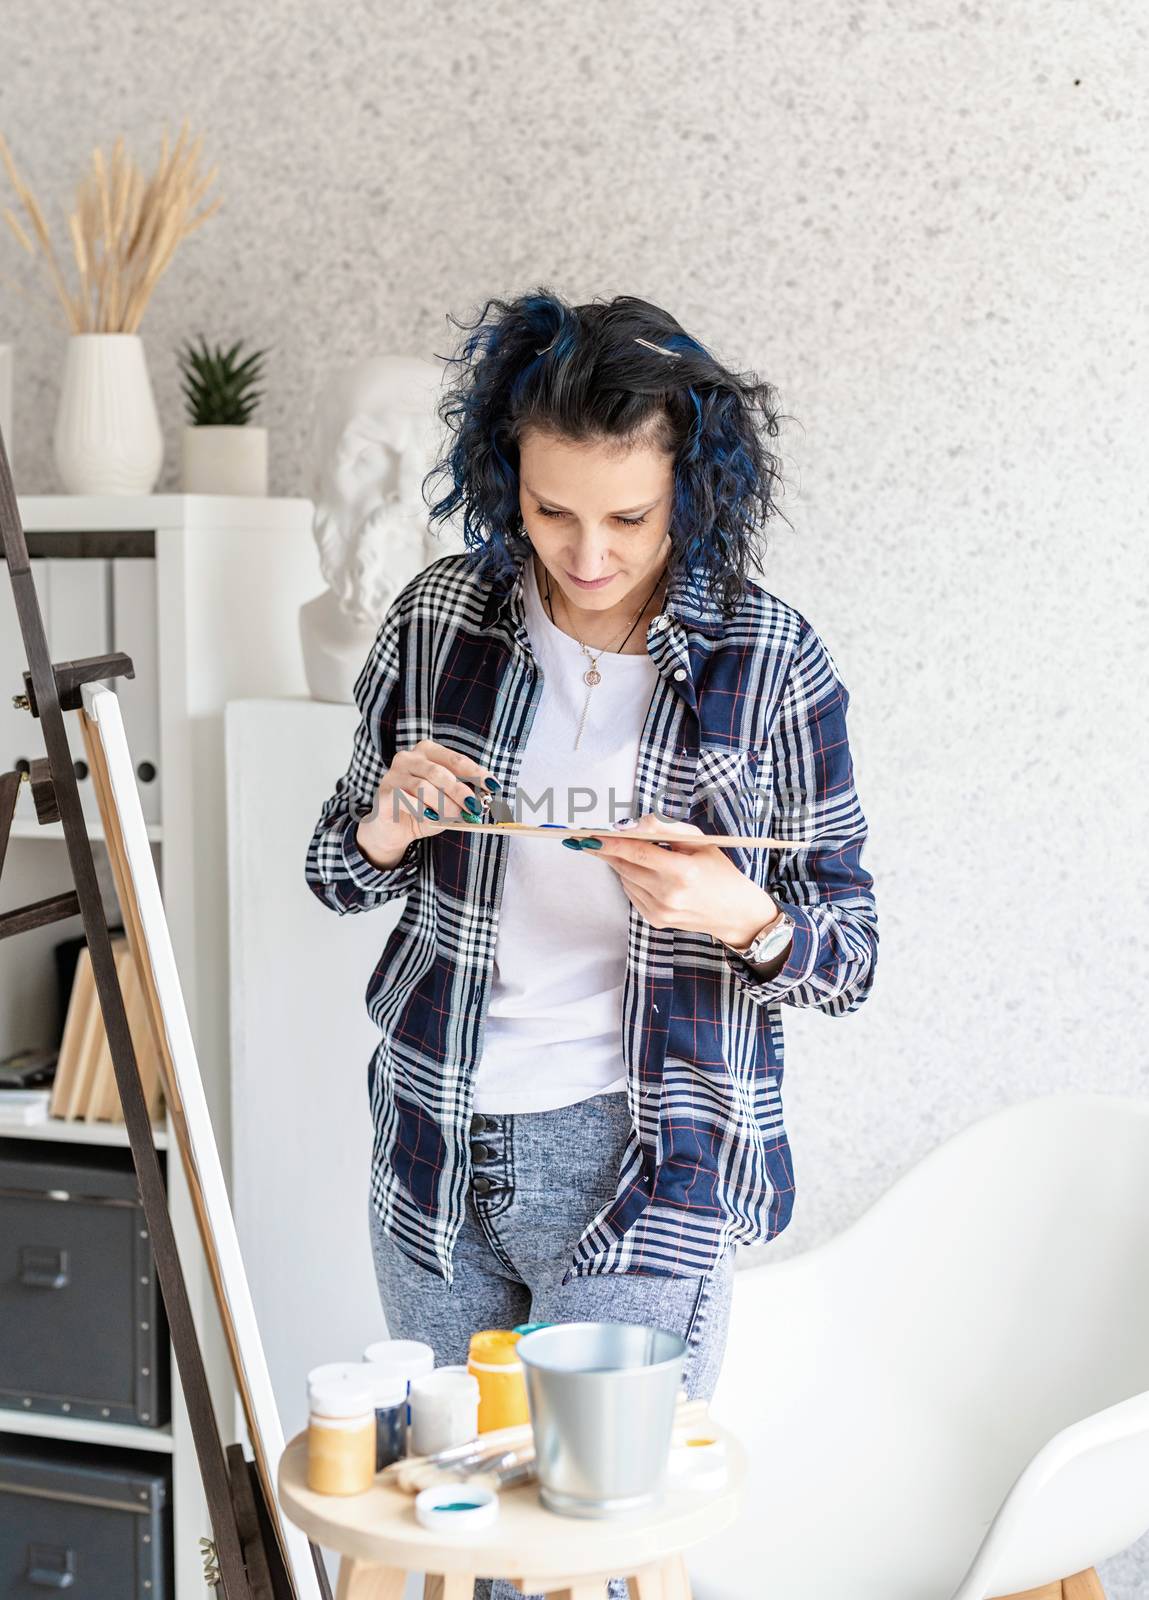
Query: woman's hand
[
  {"left": 571, "top": 813, "right": 781, "bottom": 949},
  {"left": 356, "top": 739, "right": 498, "bottom": 869}
]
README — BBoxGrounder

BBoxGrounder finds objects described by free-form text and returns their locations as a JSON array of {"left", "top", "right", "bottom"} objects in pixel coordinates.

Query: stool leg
[
  {"left": 423, "top": 1576, "right": 478, "bottom": 1600},
  {"left": 335, "top": 1557, "right": 409, "bottom": 1600},
  {"left": 660, "top": 1554, "right": 692, "bottom": 1600},
  {"left": 511, "top": 1580, "right": 610, "bottom": 1598},
  {"left": 625, "top": 1564, "right": 666, "bottom": 1599}
]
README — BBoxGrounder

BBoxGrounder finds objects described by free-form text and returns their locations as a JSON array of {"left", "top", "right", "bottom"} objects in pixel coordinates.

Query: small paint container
[
  {"left": 368, "top": 1369, "right": 410, "bottom": 1471},
  {"left": 467, "top": 1329, "right": 529, "bottom": 1433},
  {"left": 667, "top": 1431, "right": 728, "bottom": 1491},
  {"left": 415, "top": 1481, "right": 500, "bottom": 1533},
  {"left": 511, "top": 1322, "right": 554, "bottom": 1336},
  {"left": 363, "top": 1337, "right": 435, "bottom": 1432},
  {"left": 306, "top": 1366, "right": 377, "bottom": 1495},
  {"left": 409, "top": 1367, "right": 480, "bottom": 1456}
]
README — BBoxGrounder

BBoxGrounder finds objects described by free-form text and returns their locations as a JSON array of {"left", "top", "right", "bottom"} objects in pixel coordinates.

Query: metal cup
[{"left": 515, "top": 1321, "right": 686, "bottom": 1517}]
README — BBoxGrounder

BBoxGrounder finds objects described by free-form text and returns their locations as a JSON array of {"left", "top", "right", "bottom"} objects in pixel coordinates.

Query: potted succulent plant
[{"left": 177, "top": 333, "right": 270, "bottom": 495}]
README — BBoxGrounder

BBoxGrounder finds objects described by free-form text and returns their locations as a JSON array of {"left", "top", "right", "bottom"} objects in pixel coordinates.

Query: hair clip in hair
[{"left": 634, "top": 337, "right": 681, "bottom": 359}]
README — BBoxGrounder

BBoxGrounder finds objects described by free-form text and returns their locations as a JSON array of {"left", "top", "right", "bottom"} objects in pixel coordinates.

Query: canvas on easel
[{"left": 78, "top": 678, "right": 325, "bottom": 1600}]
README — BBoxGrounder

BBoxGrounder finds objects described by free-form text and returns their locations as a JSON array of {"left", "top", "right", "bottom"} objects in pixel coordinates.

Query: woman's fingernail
[
  {"left": 561, "top": 837, "right": 584, "bottom": 850},
  {"left": 423, "top": 807, "right": 439, "bottom": 821},
  {"left": 463, "top": 796, "right": 483, "bottom": 816},
  {"left": 580, "top": 838, "right": 603, "bottom": 849},
  {"left": 483, "top": 776, "right": 501, "bottom": 793}
]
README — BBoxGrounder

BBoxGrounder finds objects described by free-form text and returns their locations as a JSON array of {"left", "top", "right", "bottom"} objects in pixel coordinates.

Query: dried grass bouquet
[{"left": 1, "top": 117, "right": 220, "bottom": 334}]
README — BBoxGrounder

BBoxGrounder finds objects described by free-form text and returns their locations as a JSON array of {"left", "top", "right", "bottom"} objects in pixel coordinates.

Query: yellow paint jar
[
  {"left": 306, "top": 1366, "right": 377, "bottom": 1495},
  {"left": 467, "top": 1329, "right": 529, "bottom": 1432}
]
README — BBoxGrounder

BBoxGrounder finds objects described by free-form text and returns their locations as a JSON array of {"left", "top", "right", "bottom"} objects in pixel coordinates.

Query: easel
[{"left": 0, "top": 425, "right": 332, "bottom": 1600}]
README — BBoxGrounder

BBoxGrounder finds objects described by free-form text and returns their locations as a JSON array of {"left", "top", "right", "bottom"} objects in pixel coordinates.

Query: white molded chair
[{"left": 692, "top": 1094, "right": 1149, "bottom": 1600}]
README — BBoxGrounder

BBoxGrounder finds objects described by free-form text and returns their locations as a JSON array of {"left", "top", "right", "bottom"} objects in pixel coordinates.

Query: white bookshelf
[
  {"left": 2, "top": 493, "right": 320, "bottom": 1598},
  {"left": 0, "top": 1406, "right": 175, "bottom": 1453},
  {"left": 0, "top": 1114, "right": 169, "bottom": 1147}
]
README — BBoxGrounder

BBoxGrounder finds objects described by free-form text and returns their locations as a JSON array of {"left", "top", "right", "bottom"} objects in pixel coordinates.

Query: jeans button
[
  {"left": 472, "top": 1174, "right": 494, "bottom": 1196},
  {"left": 471, "top": 1141, "right": 495, "bottom": 1163},
  {"left": 470, "top": 1112, "right": 493, "bottom": 1135}
]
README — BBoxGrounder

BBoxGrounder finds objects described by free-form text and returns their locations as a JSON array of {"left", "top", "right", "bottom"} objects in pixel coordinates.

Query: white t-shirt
[{"left": 472, "top": 558, "right": 659, "bottom": 1112}]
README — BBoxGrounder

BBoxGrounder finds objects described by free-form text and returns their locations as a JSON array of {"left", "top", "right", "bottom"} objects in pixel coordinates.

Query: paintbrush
[
  {"left": 383, "top": 1396, "right": 713, "bottom": 1494},
  {"left": 428, "top": 819, "right": 822, "bottom": 849}
]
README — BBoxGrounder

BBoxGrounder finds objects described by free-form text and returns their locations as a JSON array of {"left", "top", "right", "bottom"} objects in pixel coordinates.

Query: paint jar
[
  {"left": 409, "top": 1367, "right": 481, "bottom": 1456},
  {"left": 512, "top": 1322, "right": 554, "bottom": 1337},
  {"left": 467, "top": 1329, "right": 529, "bottom": 1433},
  {"left": 306, "top": 1366, "right": 377, "bottom": 1495},
  {"left": 367, "top": 1369, "right": 410, "bottom": 1471},
  {"left": 363, "top": 1337, "right": 435, "bottom": 1434}
]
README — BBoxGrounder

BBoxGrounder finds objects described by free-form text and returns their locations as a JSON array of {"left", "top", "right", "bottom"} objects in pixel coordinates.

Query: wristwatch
[{"left": 723, "top": 905, "right": 794, "bottom": 965}]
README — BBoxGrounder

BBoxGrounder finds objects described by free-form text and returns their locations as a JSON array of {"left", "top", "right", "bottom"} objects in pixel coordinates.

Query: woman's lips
[{"left": 565, "top": 571, "right": 617, "bottom": 590}]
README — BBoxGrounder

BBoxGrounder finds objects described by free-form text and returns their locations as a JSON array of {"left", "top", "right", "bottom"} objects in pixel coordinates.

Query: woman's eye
[{"left": 533, "top": 505, "right": 647, "bottom": 528}]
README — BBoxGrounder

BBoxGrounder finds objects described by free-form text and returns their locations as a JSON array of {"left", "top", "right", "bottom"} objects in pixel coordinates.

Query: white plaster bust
[{"left": 300, "top": 355, "right": 467, "bottom": 702}]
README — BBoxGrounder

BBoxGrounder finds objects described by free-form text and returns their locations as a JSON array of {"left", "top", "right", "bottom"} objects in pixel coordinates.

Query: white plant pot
[
  {"left": 53, "top": 333, "right": 164, "bottom": 495},
  {"left": 182, "top": 425, "right": 268, "bottom": 495}
]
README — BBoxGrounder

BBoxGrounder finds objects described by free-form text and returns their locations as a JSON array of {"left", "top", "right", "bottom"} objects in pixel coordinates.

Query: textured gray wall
[{"left": 3, "top": 2, "right": 1146, "bottom": 1592}]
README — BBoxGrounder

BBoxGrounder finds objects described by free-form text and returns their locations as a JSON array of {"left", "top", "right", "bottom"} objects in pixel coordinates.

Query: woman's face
[{"left": 517, "top": 426, "right": 674, "bottom": 629}]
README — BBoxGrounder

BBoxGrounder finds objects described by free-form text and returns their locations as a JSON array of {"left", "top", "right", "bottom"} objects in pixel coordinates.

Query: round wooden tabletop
[{"left": 277, "top": 1420, "right": 745, "bottom": 1580}]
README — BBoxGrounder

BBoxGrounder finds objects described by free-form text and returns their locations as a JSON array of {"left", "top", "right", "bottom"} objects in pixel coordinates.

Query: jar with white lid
[{"left": 306, "top": 1364, "right": 377, "bottom": 1495}]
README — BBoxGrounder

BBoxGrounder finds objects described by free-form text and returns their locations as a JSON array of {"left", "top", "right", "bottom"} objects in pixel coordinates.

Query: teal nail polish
[
  {"left": 561, "top": 837, "right": 584, "bottom": 850},
  {"left": 580, "top": 838, "right": 603, "bottom": 849},
  {"left": 424, "top": 806, "right": 439, "bottom": 820},
  {"left": 463, "top": 796, "right": 483, "bottom": 816},
  {"left": 483, "top": 777, "right": 501, "bottom": 794}
]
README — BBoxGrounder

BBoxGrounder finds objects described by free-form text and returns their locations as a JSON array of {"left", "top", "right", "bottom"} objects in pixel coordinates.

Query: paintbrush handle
[{"left": 430, "top": 819, "right": 823, "bottom": 849}]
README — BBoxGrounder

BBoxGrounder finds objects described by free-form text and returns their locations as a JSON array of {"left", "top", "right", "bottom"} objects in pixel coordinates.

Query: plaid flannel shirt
[{"left": 305, "top": 545, "right": 878, "bottom": 1286}]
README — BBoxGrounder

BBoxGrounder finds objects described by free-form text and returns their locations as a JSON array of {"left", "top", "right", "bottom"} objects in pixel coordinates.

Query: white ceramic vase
[
  {"left": 181, "top": 425, "right": 268, "bottom": 495},
  {"left": 53, "top": 333, "right": 164, "bottom": 495}
]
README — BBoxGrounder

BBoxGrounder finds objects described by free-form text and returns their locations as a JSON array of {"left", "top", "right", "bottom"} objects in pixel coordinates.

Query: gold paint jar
[{"left": 306, "top": 1364, "right": 377, "bottom": 1495}]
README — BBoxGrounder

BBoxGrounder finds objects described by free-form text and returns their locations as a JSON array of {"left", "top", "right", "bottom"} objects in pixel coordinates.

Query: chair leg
[
  {"left": 989, "top": 1572, "right": 1108, "bottom": 1600},
  {"left": 335, "top": 1558, "right": 409, "bottom": 1600},
  {"left": 1063, "top": 1573, "right": 1107, "bottom": 1600},
  {"left": 424, "top": 1576, "right": 478, "bottom": 1600}
]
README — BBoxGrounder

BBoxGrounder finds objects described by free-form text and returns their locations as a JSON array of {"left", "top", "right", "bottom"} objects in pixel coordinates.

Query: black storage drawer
[
  {"left": 0, "top": 1139, "right": 170, "bottom": 1427},
  {"left": 0, "top": 1433, "right": 171, "bottom": 1598}
]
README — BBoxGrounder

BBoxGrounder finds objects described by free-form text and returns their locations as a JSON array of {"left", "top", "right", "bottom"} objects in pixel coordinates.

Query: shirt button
[
  {"left": 652, "top": 614, "right": 669, "bottom": 632},
  {"left": 673, "top": 667, "right": 687, "bottom": 681}
]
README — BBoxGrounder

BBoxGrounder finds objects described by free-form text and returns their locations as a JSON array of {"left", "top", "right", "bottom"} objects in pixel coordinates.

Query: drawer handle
[
  {"left": 27, "top": 1543, "right": 76, "bottom": 1587},
  {"left": 19, "top": 1246, "right": 70, "bottom": 1290}
]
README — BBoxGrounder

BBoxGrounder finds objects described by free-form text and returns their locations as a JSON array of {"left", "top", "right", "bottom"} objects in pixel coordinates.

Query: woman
[{"left": 306, "top": 290, "right": 878, "bottom": 1598}]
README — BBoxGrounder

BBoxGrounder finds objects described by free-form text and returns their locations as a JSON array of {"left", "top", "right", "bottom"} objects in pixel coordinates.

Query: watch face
[{"left": 753, "top": 917, "right": 792, "bottom": 959}]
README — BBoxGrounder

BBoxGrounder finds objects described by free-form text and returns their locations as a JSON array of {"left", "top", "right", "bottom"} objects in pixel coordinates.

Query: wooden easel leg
[
  {"left": 335, "top": 1556, "right": 408, "bottom": 1600},
  {"left": 424, "top": 1575, "right": 478, "bottom": 1599}
]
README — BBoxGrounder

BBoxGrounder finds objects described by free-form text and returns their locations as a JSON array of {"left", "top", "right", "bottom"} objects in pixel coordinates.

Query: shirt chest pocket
[{"left": 688, "top": 744, "right": 771, "bottom": 836}]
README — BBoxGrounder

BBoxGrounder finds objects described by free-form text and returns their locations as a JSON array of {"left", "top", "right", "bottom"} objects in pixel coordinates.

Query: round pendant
[{"left": 583, "top": 668, "right": 601, "bottom": 687}]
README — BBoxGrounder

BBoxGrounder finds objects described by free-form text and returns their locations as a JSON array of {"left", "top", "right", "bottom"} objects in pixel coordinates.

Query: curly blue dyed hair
[{"left": 421, "top": 288, "right": 791, "bottom": 617}]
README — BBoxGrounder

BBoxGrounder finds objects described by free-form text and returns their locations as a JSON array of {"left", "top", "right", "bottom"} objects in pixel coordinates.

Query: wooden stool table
[{"left": 277, "top": 1420, "right": 745, "bottom": 1599}]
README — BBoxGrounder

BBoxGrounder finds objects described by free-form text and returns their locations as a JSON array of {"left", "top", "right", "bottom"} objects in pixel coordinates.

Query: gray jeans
[{"left": 368, "top": 1088, "right": 736, "bottom": 1600}]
